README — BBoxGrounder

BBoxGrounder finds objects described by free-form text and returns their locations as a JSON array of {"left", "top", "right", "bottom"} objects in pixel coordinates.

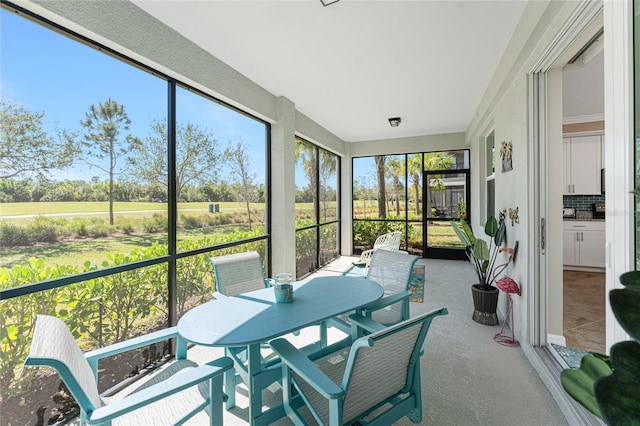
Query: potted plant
[{"left": 450, "top": 215, "right": 511, "bottom": 325}]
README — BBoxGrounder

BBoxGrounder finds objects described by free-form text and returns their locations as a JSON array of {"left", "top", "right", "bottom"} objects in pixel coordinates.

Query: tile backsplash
[{"left": 563, "top": 195, "right": 605, "bottom": 212}]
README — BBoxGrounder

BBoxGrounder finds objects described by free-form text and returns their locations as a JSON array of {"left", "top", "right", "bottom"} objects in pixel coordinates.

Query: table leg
[
  {"left": 247, "top": 343, "right": 263, "bottom": 425},
  {"left": 224, "top": 348, "right": 237, "bottom": 409}
]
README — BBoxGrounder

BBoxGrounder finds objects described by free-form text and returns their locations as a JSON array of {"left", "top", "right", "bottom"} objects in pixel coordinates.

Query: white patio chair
[
  {"left": 357, "top": 231, "right": 402, "bottom": 272},
  {"left": 24, "top": 315, "right": 232, "bottom": 426},
  {"left": 270, "top": 308, "right": 448, "bottom": 425}
]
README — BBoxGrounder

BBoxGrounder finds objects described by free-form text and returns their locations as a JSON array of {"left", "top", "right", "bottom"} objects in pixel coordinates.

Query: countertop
[{"left": 563, "top": 210, "right": 604, "bottom": 221}]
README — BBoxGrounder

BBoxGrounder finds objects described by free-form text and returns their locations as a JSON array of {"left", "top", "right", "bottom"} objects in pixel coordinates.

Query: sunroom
[{"left": 0, "top": 1, "right": 637, "bottom": 425}]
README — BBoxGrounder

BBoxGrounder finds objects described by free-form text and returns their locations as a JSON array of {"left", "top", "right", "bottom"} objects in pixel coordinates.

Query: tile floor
[{"left": 563, "top": 270, "right": 606, "bottom": 354}]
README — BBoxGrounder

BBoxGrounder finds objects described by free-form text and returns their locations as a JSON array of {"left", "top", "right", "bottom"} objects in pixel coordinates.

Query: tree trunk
[
  {"left": 413, "top": 175, "right": 420, "bottom": 215},
  {"left": 375, "top": 155, "right": 386, "bottom": 218},
  {"left": 109, "top": 158, "right": 114, "bottom": 226}
]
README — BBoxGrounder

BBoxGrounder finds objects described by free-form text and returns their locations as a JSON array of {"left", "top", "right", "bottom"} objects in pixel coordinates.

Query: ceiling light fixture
[
  {"left": 320, "top": 0, "right": 340, "bottom": 6},
  {"left": 388, "top": 117, "right": 402, "bottom": 127}
]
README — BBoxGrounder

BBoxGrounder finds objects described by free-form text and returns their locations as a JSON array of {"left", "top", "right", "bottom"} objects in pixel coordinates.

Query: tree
[
  {"left": 424, "top": 152, "right": 455, "bottom": 218},
  {"left": 0, "top": 101, "right": 76, "bottom": 179},
  {"left": 225, "top": 139, "right": 257, "bottom": 229},
  {"left": 374, "top": 155, "right": 386, "bottom": 218},
  {"left": 406, "top": 155, "right": 423, "bottom": 215},
  {"left": 385, "top": 158, "right": 404, "bottom": 216},
  {"left": 295, "top": 139, "right": 319, "bottom": 215},
  {"left": 129, "top": 120, "right": 221, "bottom": 203},
  {"left": 77, "top": 99, "right": 140, "bottom": 225},
  {"left": 295, "top": 139, "right": 337, "bottom": 222},
  {"left": 318, "top": 150, "right": 337, "bottom": 221}
]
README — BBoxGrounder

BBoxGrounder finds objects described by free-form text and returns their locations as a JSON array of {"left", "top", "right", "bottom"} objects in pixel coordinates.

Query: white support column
[
  {"left": 341, "top": 143, "right": 353, "bottom": 255},
  {"left": 271, "top": 97, "right": 297, "bottom": 278}
]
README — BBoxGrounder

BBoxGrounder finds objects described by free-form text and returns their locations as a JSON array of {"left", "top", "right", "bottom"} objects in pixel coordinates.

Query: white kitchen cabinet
[
  {"left": 563, "top": 134, "right": 602, "bottom": 195},
  {"left": 563, "top": 221, "right": 605, "bottom": 269}
]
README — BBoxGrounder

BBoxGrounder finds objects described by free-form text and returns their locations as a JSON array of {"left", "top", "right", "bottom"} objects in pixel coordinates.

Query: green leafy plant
[
  {"left": 450, "top": 216, "right": 507, "bottom": 290},
  {"left": 561, "top": 270, "right": 640, "bottom": 424}
]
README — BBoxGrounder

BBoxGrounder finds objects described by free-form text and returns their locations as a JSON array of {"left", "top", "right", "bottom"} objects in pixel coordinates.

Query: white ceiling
[
  {"left": 133, "top": 0, "right": 528, "bottom": 142},
  {"left": 563, "top": 49, "right": 604, "bottom": 120}
]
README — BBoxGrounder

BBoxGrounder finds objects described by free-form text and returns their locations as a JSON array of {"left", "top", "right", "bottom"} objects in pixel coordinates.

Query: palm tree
[
  {"left": 424, "top": 152, "right": 454, "bottom": 218},
  {"left": 374, "top": 155, "right": 386, "bottom": 218},
  {"left": 295, "top": 139, "right": 337, "bottom": 220},
  {"left": 385, "top": 158, "right": 404, "bottom": 216}
]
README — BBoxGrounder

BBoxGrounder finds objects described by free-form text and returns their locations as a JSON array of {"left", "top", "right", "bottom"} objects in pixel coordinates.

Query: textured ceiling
[{"left": 133, "top": 0, "right": 528, "bottom": 142}]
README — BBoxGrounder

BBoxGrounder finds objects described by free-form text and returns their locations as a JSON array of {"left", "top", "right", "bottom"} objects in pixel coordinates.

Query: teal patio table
[{"left": 177, "top": 275, "right": 383, "bottom": 425}]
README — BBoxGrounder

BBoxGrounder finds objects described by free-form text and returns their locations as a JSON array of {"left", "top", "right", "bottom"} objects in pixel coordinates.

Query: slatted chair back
[
  {"left": 211, "top": 251, "right": 268, "bottom": 296},
  {"left": 25, "top": 314, "right": 103, "bottom": 414},
  {"left": 358, "top": 231, "right": 402, "bottom": 267},
  {"left": 272, "top": 308, "right": 448, "bottom": 425},
  {"left": 373, "top": 230, "right": 402, "bottom": 252},
  {"left": 365, "top": 249, "right": 419, "bottom": 324}
]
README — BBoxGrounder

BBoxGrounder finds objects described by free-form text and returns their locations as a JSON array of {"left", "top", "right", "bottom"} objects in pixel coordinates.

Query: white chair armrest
[{"left": 359, "top": 249, "right": 374, "bottom": 264}]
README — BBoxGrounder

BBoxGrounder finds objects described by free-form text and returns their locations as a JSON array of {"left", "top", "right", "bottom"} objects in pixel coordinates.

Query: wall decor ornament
[
  {"left": 508, "top": 207, "right": 519, "bottom": 226},
  {"left": 500, "top": 141, "right": 513, "bottom": 172},
  {"left": 500, "top": 207, "right": 520, "bottom": 226}
]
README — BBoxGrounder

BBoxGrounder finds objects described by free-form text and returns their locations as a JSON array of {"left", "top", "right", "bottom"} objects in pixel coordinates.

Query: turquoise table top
[{"left": 178, "top": 275, "right": 383, "bottom": 347}]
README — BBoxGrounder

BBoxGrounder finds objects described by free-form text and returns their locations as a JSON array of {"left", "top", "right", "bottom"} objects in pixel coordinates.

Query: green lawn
[
  {"left": 0, "top": 233, "right": 167, "bottom": 270},
  {"left": 0, "top": 201, "right": 262, "bottom": 216}
]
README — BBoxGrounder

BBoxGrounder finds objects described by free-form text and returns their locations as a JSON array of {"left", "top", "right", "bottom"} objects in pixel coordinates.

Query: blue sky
[{"left": 1, "top": 9, "right": 274, "bottom": 186}]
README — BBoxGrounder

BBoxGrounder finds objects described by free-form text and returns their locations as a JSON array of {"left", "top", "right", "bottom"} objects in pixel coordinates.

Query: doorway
[
  {"left": 422, "top": 168, "right": 470, "bottom": 260},
  {"left": 561, "top": 45, "right": 606, "bottom": 353}
]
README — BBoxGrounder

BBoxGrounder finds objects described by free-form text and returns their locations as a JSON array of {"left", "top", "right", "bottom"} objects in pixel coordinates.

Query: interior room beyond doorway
[{"left": 563, "top": 270, "right": 605, "bottom": 353}]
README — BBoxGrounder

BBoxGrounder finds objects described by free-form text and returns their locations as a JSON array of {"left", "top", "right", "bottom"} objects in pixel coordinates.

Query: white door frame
[
  {"left": 603, "top": 0, "right": 635, "bottom": 348},
  {"left": 527, "top": 0, "right": 633, "bottom": 352}
]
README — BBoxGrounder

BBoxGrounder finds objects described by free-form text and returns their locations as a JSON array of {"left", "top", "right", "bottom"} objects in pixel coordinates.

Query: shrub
[
  {"left": 28, "top": 217, "right": 60, "bottom": 243},
  {"left": 142, "top": 214, "right": 167, "bottom": 233},
  {"left": 180, "top": 214, "right": 202, "bottom": 230},
  {"left": 0, "top": 222, "right": 31, "bottom": 246},
  {"left": 70, "top": 217, "right": 90, "bottom": 237},
  {"left": 117, "top": 219, "right": 135, "bottom": 235},
  {"left": 87, "top": 221, "right": 111, "bottom": 238}
]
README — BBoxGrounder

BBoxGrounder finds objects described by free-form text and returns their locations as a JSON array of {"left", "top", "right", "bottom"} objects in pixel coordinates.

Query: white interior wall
[
  {"left": 466, "top": 0, "right": 584, "bottom": 347},
  {"left": 491, "top": 73, "right": 530, "bottom": 339}
]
